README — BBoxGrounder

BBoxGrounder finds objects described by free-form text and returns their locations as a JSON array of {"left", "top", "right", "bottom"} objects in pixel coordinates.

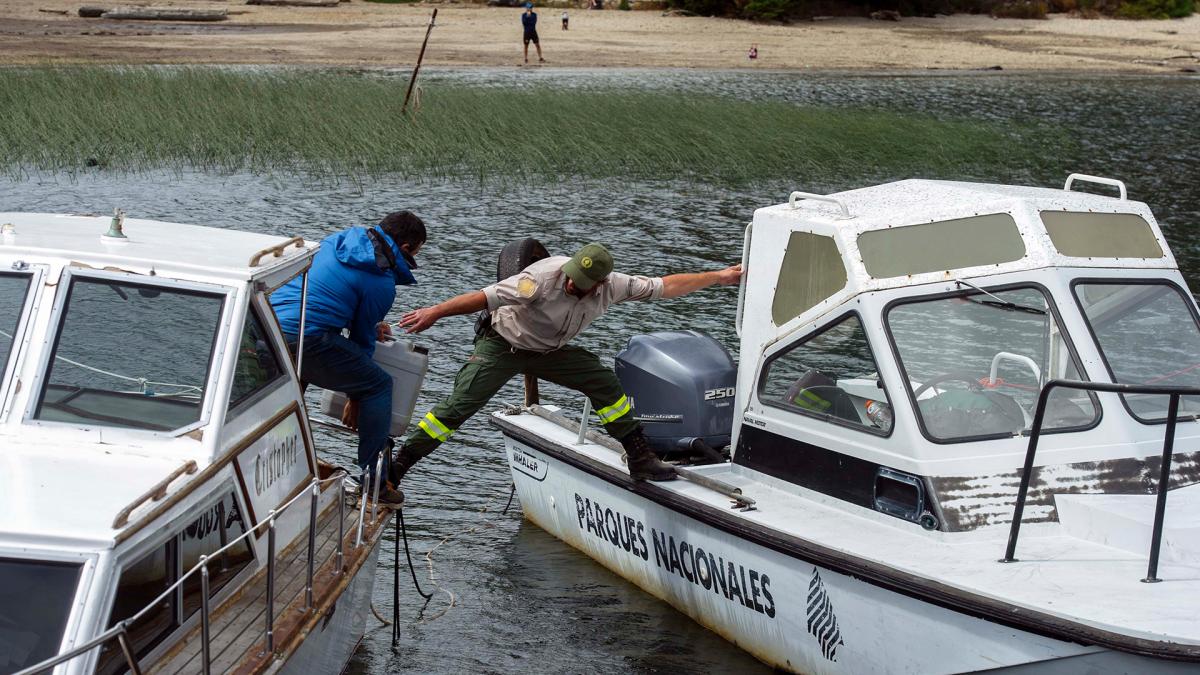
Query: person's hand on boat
[
  {"left": 399, "top": 306, "right": 440, "bottom": 334},
  {"left": 715, "top": 264, "right": 743, "bottom": 285},
  {"left": 341, "top": 399, "right": 360, "bottom": 429}
]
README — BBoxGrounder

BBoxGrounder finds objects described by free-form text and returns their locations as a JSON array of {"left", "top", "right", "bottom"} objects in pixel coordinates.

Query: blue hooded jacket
[{"left": 271, "top": 226, "right": 416, "bottom": 358}]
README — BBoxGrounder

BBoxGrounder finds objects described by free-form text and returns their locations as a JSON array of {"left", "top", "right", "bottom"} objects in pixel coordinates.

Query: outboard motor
[{"left": 615, "top": 330, "right": 736, "bottom": 459}]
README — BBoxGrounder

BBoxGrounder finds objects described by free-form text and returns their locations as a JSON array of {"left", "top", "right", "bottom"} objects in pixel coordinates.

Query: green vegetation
[{"left": 0, "top": 67, "right": 1068, "bottom": 184}]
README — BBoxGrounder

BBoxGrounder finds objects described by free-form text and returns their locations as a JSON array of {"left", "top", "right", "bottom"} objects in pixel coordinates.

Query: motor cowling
[{"left": 615, "top": 330, "right": 736, "bottom": 455}]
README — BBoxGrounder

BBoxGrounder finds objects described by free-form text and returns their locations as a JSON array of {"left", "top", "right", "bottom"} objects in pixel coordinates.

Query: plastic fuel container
[{"left": 319, "top": 339, "right": 429, "bottom": 436}]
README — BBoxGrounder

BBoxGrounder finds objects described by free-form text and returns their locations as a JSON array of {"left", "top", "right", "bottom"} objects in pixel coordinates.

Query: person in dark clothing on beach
[{"left": 522, "top": 2, "right": 545, "bottom": 64}]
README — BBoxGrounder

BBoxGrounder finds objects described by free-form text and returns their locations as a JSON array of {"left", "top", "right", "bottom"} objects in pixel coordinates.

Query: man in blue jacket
[{"left": 271, "top": 211, "right": 426, "bottom": 505}]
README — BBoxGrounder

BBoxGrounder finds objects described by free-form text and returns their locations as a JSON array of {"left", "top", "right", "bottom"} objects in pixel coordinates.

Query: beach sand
[{"left": 2, "top": 0, "right": 1198, "bottom": 72}]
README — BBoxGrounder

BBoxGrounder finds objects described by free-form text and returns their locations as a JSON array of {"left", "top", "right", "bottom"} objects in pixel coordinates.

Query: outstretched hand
[
  {"left": 715, "top": 264, "right": 743, "bottom": 286},
  {"left": 399, "top": 306, "right": 441, "bottom": 334}
]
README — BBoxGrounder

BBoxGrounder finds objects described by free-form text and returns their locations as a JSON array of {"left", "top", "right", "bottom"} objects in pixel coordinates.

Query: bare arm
[
  {"left": 661, "top": 264, "right": 743, "bottom": 299},
  {"left": 399, "top": 290, "right": 488, "bottom": 334}
]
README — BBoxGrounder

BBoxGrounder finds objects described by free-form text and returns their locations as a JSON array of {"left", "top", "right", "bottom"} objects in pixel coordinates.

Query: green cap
[{"left": 561, "top": 243, "right": 613, "bottom": 291}]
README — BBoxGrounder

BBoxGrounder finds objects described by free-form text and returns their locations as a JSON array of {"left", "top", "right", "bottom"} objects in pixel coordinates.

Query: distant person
[
  {"left": 522, "top": 2, "right": 545, "bottom": 65},
  {"left": 748, "top": 44, "right": 758, "bottom": 60},
  {"left": 562, "top": 9, "right": 569, "bottom": 30}
]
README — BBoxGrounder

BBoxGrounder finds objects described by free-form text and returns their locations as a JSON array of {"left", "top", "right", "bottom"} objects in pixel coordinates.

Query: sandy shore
[{"left": 2, "top": 0, "right": 1198, "bottom": 72}]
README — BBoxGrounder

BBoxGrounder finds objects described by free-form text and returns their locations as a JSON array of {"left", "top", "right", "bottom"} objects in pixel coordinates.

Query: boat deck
[{"left": 149, "top": 494, "right": 392, "bottom": 675}]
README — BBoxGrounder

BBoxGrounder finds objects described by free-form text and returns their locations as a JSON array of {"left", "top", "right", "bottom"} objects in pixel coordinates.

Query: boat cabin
[
  {"left": 734, "top": 176, "right": 1200, "bottom": 533},
  {"left": 0, "top": 212, "right": 374, "bottom": 674}
]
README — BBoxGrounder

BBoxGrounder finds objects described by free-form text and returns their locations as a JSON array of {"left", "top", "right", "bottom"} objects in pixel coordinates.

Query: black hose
[
  {"left": 501, "top": 482, "right": 516, "bottom": 516},
  {"left": 392, "top": 511, "right": 400, "bottom": 647},
  {"left": 399, "top": 509, "right": 433, "bottom": 601}
]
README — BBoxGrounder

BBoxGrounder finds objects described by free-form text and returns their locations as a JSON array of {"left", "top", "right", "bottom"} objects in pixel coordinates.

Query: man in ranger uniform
[{"left": 393, "top": 243, "right": 742, "bottom": 485}]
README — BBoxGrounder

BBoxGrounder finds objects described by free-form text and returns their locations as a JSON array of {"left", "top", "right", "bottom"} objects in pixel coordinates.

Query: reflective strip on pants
[
  {"left": 794, "top": 389, "right": 831, "bottom": 411},
  {"left": 418, "top": 412, "right": 454, "bottom": 442},
  {"left": 595, "top": 395, "right": 632, "bottom": 424}
]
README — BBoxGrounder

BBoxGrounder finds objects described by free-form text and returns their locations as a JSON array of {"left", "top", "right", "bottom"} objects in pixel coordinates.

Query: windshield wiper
[{"left": 954, "top": 279, "right": 1047, "bottom": 315}]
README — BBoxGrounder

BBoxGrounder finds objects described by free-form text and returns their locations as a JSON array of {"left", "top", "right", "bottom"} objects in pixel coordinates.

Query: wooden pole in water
[{"left": 401, "top": 8, "right": 438, "bottom": 115}]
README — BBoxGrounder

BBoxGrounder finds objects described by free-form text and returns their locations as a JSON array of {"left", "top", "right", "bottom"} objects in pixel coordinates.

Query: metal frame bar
[
  {"left": 1000, "top": 380, "right": 1200, "bottom": 583},
  {"left": 200, "top": 556, "right": 212, "bottom": 675}
]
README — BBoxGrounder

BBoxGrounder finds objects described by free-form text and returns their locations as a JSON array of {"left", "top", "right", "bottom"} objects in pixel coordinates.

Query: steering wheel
[{"left": 913, "top": 372, "right": 983, "bottom": 400}]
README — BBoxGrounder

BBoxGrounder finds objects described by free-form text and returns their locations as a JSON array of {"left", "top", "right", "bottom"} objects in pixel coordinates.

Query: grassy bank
[{"left": 0, "top": 67, "right": 1067, "bottom": 183}]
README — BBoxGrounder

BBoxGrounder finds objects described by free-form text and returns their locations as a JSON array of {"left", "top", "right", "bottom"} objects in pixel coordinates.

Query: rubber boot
[
  {"left": 620, "top": 432, "right": 676, "bottom": 481},
  {"left": 388, "top": 442, "right": 429, "bottom": 485}
]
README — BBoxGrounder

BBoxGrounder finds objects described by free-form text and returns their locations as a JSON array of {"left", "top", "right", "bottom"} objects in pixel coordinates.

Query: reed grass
[{"left": 0, "top": 67, "right": 1066, "bottom": 183}]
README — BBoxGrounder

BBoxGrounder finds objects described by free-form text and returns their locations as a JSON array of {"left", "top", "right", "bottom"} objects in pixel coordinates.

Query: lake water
[{"left": 2, "top": 70, "right": 1197, "bottom": 673}]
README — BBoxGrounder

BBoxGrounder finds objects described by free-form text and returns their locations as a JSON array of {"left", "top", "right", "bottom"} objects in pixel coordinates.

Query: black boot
[
  {"left": 388, "top": 443, "right": 422, "bottom": 485},
  {"left": 620, "top": 432, "right": 676, "bottom": 482}
]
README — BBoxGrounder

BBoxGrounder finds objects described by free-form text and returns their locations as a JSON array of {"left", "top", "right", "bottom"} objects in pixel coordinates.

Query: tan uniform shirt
[{"left": 482, "top": 256, "right": 664, "bottom": 353}]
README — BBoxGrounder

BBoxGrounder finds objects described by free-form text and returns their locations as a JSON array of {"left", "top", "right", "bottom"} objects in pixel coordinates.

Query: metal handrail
[
  {"left": 1063, "top": 173, "right": 1128, "bottom": 201},
  {"left": 112, "top": 460, "right": 199, "bottom": 529},
  {"left": 247, "top": 237, "right": 305, "bottom": 267},
  {"left": 788, "top": 191, "right": 852, "bottom": 219},
  {"left": 1000, "top": 380, "right": 1200, "bottom": 583},
  {"left": 12, "top": 623, "right": 142, "bottom": 675},
  {"left": 17, "top": 470, "right": 353, "bottom": 675}
]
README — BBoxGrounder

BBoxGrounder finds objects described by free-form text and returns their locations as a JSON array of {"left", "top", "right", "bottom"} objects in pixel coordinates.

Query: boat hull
[
  {"left": 501, "top": 435, "right": 1192, "bottom": 674},
  {"left": 275, "top": 528, "right": 385, "bottom": 675}
]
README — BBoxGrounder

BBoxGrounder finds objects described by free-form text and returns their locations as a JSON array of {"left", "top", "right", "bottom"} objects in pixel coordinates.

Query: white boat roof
[
  {"left": 752, "top": 178, "right": 1175, "bottom": 291},
  {"left": 0, "top": 212, "right": 315, "bottom": 282},
  {"left": 0, "top": 437, "right": 200, "bottom": 549}
]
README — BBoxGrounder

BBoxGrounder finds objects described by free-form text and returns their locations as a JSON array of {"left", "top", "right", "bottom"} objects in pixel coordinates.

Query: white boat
[
  {"left": 493, "top": 175, "right": 1200, "bottom": 673},
  {"left": 0, "top": 212, "right": 395, "bottom": 675}
]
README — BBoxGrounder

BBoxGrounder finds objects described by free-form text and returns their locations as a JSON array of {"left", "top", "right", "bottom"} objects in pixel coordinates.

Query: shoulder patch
[{"left": 517, "top": 277, "right": 538, "bottom": 298}]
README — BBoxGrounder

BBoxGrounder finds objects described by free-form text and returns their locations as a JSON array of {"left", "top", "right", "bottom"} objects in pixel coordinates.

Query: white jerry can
[{"left": 319, "top": 339, "right": 429, "bottom": 436}]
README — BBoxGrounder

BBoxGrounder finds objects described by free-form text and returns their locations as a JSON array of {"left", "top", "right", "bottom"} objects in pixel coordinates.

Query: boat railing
[
  {"left": 15, "top": 452, "right": 387, "bottom": 675},
  {"left": 1000, "top": 379, "right": 1200, "bottom": 583}
]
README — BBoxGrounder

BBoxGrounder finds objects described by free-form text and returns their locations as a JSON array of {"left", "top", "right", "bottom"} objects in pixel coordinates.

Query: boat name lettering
[
  {"left": 574, "top": 493, "right": 775, "bottom": 619},
  {"left": 254, "top": 433, "right": 300, "bottom": 496},
  {"left": 575, "top": 494, "right": 650, "bottom": 561},
  {"left": 514, "top": 450, "right": 539, "bottom": 474}
]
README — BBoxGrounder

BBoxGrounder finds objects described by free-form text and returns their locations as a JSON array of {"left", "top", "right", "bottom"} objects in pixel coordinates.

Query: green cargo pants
[{"left": 402, "top": 333, "right": 638, "bottom": 461}]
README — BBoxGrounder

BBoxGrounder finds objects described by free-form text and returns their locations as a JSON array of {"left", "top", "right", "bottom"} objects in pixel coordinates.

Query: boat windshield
[
  {"left": 0, "top": 271, "right": 33, "bottom": 380},
  {"left": 0, "top": 557, "right": 82, "bottom": 672},
  {"left": 1074, "top": 281, "right": 1200, "bottom": 422},
  {"left": 34, "top": 277, "right": 225, "bottom": 432},
  {"left": 887, "top": 286, "right": 1098, "bottom": 442}
]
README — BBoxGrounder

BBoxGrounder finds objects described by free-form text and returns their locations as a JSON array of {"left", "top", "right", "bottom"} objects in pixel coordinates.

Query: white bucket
[{"left": 318, "top": 338, "right": 429, "bottom": 436}]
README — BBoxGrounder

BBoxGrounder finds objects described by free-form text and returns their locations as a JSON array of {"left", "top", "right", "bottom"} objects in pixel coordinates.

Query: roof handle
[
  {"left": 789, "top": 191, "right": 851, "bottom": 219},
  {"left": 248, "top": 236, "right": 306, "bottom": 267},
  {"left": 1063, "top": 173, "right": 1127, "bottom": 201}
]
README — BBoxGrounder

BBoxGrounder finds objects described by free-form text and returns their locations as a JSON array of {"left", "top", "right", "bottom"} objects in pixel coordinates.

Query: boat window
[
  {"left": 858, "top": 214, "right": 1026, "bottom": 279},
  {"left": 0, "top": 272, "right": 33, "bottom": 380},
  {"left": 0, "top": 558, "right": 82, "bottom": 672},
  {"left": 760, "top": 314, "right": 893, "bottom": 434},
  {"left": 180, "top": 492, "right": 254, "bottom": 619},
  {"left": 1074, "top": 282, "right": 1200, "bottom": 423},
  {"left": 771, "top": 232, "right": 846, "bottom": 325},
  {"left": 97, "top": 490, "right": 251, "bottom": 674},
  {"left": 97, "top": 540, "right": 178, "bottom": 675},
  {"left": 887, "top": 286, "right": 1098, "bottom": 442},
  {"left": 229, "top": 306, "right": 287, "bottom": 410},
  {"left": 34, "top": 277, "right": 224, "bottom": 432},
  {"left": 1041, "top": 212, "right": 1163, "bottom": 259}
]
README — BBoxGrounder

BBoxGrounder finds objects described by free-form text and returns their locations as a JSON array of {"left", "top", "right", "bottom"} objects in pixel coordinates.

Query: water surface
[{"left": 2, "top": 70, "right": 1197, "bottom": 673}]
